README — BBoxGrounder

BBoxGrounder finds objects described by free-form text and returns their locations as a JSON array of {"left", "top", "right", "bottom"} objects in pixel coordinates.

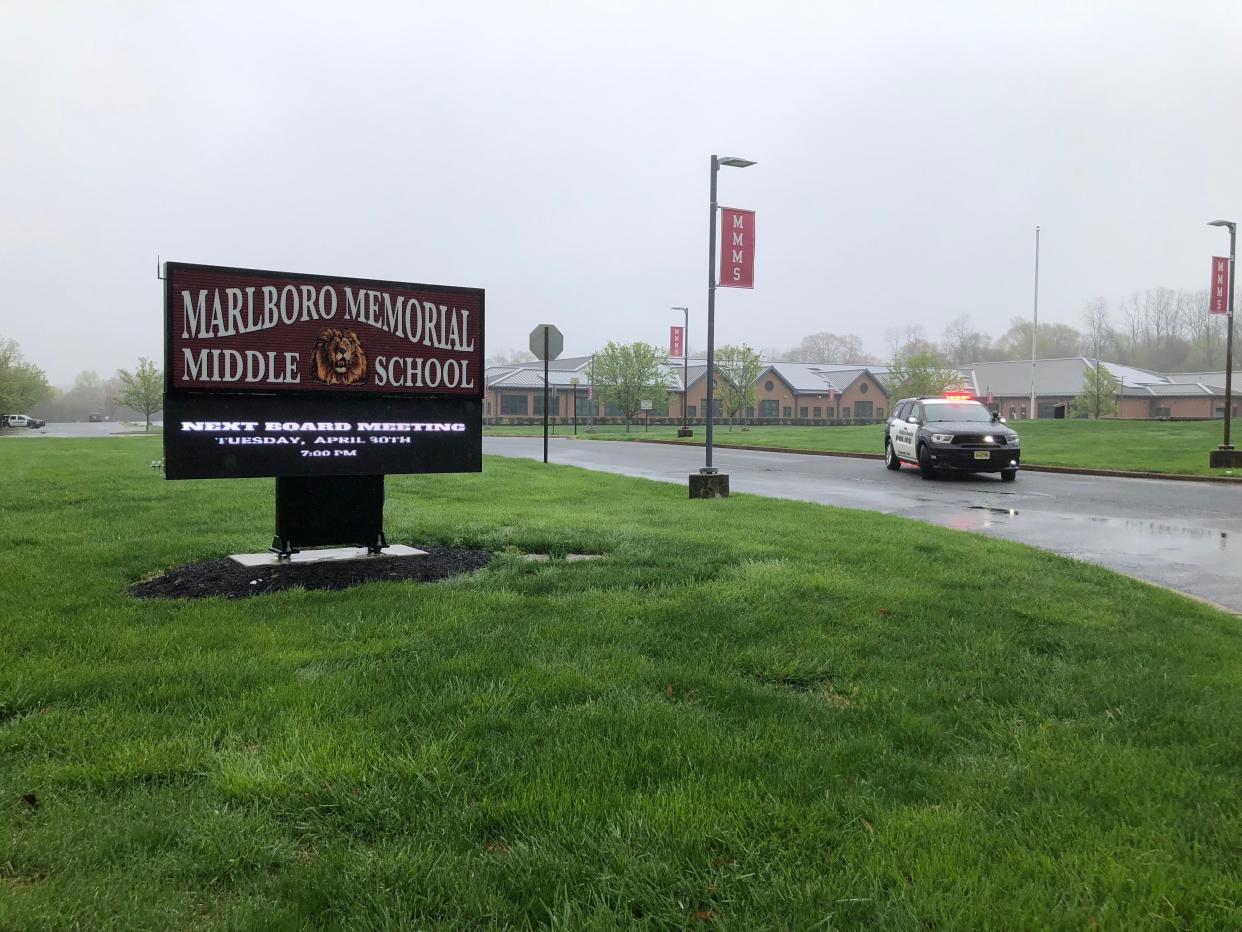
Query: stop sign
[{"left": 529, "top": 324, "right": 563, "bottom": 361}]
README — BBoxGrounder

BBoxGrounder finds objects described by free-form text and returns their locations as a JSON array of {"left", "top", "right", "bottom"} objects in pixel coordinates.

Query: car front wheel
[
  {"left": 917, "top": 443, "right": 936, "bottom": 479},
  {"left": 884, "top": 440, "right": 901, "bottom": 470}
]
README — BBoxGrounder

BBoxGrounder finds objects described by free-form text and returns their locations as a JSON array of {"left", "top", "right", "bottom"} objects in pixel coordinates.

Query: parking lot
[{"left": 0, "top": 421, "right": 160, "bottom": 438}]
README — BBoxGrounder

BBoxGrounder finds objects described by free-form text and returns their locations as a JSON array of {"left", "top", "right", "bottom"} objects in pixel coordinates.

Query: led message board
[{"left": 163, "top": 262, "right": 484, "bottom": 480}]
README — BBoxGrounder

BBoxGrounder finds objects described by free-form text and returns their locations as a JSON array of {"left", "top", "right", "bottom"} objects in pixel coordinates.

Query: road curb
[{"left": 561, "top": 436, "right": 1242, "bottom": 485}]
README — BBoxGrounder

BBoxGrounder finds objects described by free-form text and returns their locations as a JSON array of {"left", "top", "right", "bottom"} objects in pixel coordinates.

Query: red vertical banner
[
  {"left": 1210, "top": 256, "right": 1230, "bottom": 314},
  {"left": 719, "top": 207, "right": 755, "bottom": 288},
  {"left": 670, "top": 325, "right": 685, "bottom": 357}
]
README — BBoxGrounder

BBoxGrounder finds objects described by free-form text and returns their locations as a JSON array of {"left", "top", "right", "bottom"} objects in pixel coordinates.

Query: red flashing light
[{"left": 943, "top": 392, "right": 974, "bottom": 401}]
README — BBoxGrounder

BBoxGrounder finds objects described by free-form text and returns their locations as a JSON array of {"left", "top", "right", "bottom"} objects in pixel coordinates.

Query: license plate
[{"left": 973, "top": 450, "right": 990, "bottom": 460}]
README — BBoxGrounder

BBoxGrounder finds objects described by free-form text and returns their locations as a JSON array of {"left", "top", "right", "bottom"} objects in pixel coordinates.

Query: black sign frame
[{"left": 162, "top": 261, "right": 485, "bottom": 482}]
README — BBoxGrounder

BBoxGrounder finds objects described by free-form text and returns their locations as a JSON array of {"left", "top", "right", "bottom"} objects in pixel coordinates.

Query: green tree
[
  {"left": 0, "top": 338, "right": 52, "bottom": 415},
  {"left": 592, "top": 341, "right": 669, "bottom": 431},
  {"left": 1069, "top": 362, "right": 1120, "bottom": 419},
  {"left": 784, "top": 331, "right": 875, "bottom": 364},
  {"left": 115, "top": 357, "right": 163, "bottom": 431},
  {"left": 715, "top": 344, "right": 764, "bottom": 430},
  {"left": 884, "top": 349, "right": 962, "bottom": 399},
  {"left": 993, "top": 317, "right": 1084, "bottom": 360},
  {"left": 941, "top": 314, "right": 993, "bottom": 365}
]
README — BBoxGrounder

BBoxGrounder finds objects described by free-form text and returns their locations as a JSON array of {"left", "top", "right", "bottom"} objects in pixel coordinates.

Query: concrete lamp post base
[
  {"left": 677, "top": 427, "right": 694, "bottom": 438},
  {"left": 1209, "top": 447, "right": 1242, "bottom": 469},
  {"left": 689, "top": 472, "right": 730, "bottom": 498}
]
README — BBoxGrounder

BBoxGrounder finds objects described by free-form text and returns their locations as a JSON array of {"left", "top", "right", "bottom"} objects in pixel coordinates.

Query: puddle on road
[
  {"left": 968, "top": 505, "right": 1019, "bottom": 517},
  {"left": 1112, "top": 519, "right": 1227, "bottom": 542},
  {"left": 950, "top": 506, "right": 1230, "bottom": 552}
]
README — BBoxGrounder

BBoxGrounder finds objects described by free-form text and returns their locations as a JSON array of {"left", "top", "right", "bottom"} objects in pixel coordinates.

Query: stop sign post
[{"left": 529, "top": 325, "right": 563, "bottom": 463}]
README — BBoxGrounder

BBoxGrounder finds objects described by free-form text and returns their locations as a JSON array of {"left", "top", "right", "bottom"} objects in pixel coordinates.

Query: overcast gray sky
[{"left": 3, "top": 1, "right": 1240, "bottom": 385}]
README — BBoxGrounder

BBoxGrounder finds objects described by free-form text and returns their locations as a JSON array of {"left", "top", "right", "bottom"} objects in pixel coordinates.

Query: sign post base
[
  {"left": 271, "top": 475, "right": 387, "bottom": 559},
  {"left": 689, "top": 473, "right": 729, "bottom": 499},
  {"left": 1209, "top": 447, "right": 1242, "bottom": 469}
]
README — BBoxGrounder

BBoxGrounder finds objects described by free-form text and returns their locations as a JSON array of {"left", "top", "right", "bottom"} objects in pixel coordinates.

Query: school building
[
  {"left": 485, "top": 355, "right": 1239, "bottom": 424},
  {"left": 484, "top": 358, "right": 891, "bottom": 424},
  {"left": 958, "top": 358, "right": 1237, "bottom": 420}
]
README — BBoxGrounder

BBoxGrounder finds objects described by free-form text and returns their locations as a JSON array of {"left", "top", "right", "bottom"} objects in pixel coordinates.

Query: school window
[
  {"left": 854, "top": 400, "right": 873, "bottom": 418},
  {"left": 843, "top": 407, "right": 851, "bottom": 418},
  {"left": 758, "top": 400, "right": 778, "bottom": 417},
  {"left": 813, "top": 406, "right": 821, "bottom": 418},
  {"left": 709, "top": 399, "right": 723, "bottom": 417},
  {"left": 826, "top": 406, "right": 836, "bottom": 417},
  {"left": 533, "top": 394, "right": 558, "bottom": 416},
  {"left": 687, "top": 406, "right": 697, "bottom": 418},
  {"left": 500, "top": 395, "right": 527, "bottom": 416},
  {"left": 782, "top": 406, "right": 792, "bottom": 417},
  {"left": 745, "top": 407, "right": 754, "bottom": 418},
  {"left": 877, "top": 408, "right": 884, "bottom": 418},
  {"left": 799, "top": 406, "right": 808, "bottom": 418},
  {"left": 574, "top": 394, "right": 593, "bottom": 416},
  {"left": 858, "top": 382, "right": 869, "bottom": 394},
  {"left": 603, "top": 402, "right": 624, "bottom": 417}
]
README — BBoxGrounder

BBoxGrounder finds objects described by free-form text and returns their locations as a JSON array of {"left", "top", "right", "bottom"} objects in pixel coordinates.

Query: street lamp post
[
  {"left": 671, "top": 305, "right": 689, "bottom": 435},
  {"left": 694, "top": 154, "right": 754, "bottom": 495},
  {"left": 1029, "top": 225, "right": 1040, "bottom": 420},
  {"left": 1208, "top": 220, "right": 1239, "bottom": 468},
  {"left": 571, "top": 377, "right": 580, "bottom": 436},
  {"left": 587, "top": 354, "right": 595, "bottom": 432}
]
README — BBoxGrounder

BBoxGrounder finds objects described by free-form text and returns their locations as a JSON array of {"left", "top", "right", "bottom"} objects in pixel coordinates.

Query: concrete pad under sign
[{"left": 230, "top": 544, "right": 428, "bottom": 567}]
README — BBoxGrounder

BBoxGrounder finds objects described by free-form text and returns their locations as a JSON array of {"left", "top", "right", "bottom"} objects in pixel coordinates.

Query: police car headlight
[
  {"left": 930, "top": 433, "right": 955, "bottom": 444},
  {"left": 1008, "top": 434, "right": 1020, "bottom": 445}
]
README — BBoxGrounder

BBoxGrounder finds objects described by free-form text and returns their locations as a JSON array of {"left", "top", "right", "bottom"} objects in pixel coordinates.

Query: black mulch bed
[{"left": 129, "top": 546, "right": 493, "bottom": 600}]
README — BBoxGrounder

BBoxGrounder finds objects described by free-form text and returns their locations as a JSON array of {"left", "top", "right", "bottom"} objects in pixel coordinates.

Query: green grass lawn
[
  {"left": 487, "top": 419, "right": 1236, "bottom": 477},
  {"left": 2, "top": 438, "right": 1241, "bottom": 928}
]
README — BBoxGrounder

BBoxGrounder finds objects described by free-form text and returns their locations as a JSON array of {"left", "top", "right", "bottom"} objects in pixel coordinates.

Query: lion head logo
[{"left": 312, "top": 328, "right": 367, "bottom": 385}]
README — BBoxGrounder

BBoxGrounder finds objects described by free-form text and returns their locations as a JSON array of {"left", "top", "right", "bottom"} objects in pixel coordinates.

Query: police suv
[{"left": 884, "top": 394, "right": 1020, "bottom": 481}]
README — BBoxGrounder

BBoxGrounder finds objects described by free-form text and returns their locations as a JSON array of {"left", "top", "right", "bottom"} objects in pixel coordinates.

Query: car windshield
[{"left": 922, "top": 402, "right": 993, "bottom": 423}]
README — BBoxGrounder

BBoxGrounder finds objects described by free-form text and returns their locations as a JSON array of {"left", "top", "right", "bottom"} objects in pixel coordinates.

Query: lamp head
[
  {"left": 717, "top": 157, "right": 756, "bottom": 168},
  {"left": 1208, "top": 220, "right": 1236, "bottom": 230},
  {"left": 670, "top": 306, "right": 688, "bottom": 311}
]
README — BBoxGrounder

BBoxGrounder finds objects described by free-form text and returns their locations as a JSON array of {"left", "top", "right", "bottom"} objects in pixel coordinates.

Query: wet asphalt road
[{"left": 485, "top": 436, "right": 1242, "bottom": 615}]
